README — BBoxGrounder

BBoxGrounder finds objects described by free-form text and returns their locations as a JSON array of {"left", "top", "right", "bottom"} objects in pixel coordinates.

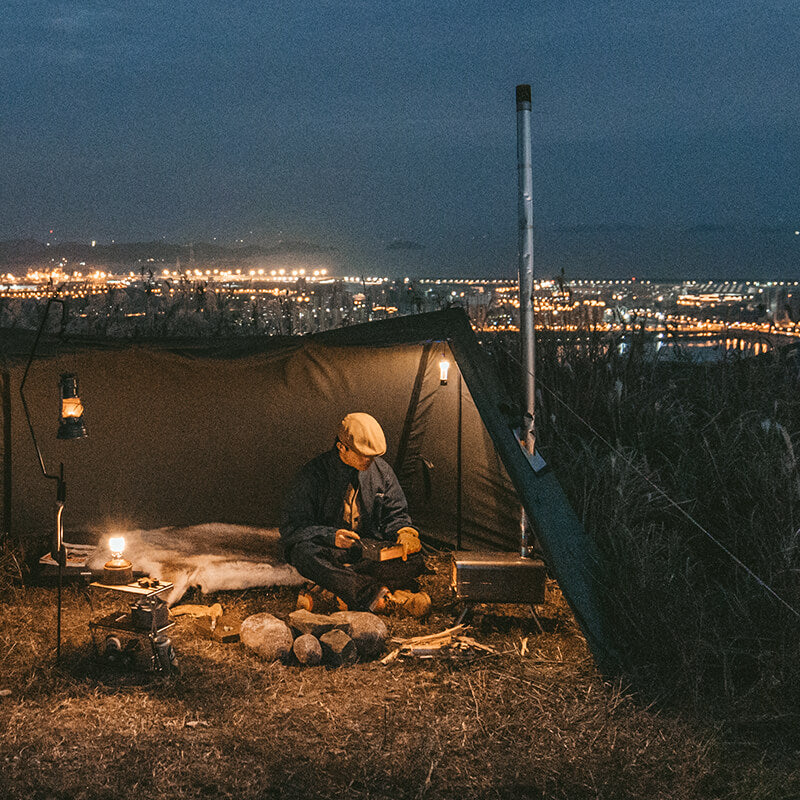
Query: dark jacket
[{"left": 280, "top": 447, "right": 413, "bottom": 559}]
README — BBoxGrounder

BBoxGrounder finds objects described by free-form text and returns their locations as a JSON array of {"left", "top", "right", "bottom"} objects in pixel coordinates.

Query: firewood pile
[{"left": 380, "top": 624, "right": 500, "bottom": 664}]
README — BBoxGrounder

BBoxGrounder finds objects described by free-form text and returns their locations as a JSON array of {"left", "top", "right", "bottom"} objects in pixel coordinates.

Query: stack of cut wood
[{"left": 380, "top": 624, "right": 499, "bottom": 664}]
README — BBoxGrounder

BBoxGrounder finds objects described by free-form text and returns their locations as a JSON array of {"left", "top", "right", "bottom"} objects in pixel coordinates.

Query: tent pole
[
  {"left": 394, "top": 341, "right": 433, "bottom": 486},
  {"left": 1, "top": 370, "right": 11, "bottom": 548},
  {"left": 516, "top": 84, "right": 536, "bottom": 558},
  {"left": 456, "top": 369, "right": 463, "bottom": 549}
]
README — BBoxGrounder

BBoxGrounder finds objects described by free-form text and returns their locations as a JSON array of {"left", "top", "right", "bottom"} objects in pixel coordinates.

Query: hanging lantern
[
  {"left": 57, "top": 373, "right": 87, "bottom": 440},
  {"left": 439, "top": 356, "right": 450, "bottom": 385}
]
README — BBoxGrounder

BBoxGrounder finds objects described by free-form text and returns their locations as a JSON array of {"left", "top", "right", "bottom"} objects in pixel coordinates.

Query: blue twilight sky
[{"left": 2, "top": 1, "right": 799, "bottom": 278}]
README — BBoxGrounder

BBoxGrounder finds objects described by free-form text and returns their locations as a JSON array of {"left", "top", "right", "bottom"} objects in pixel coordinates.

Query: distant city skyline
[
  {"left": 3, "top": 3, "right": 799, "bottom": 278},
  {"left": 2, "top": 225, "right": 798, "bottom": 282},
  {"left": 3, "top": 252, "right": 798, "bottom": 349}
]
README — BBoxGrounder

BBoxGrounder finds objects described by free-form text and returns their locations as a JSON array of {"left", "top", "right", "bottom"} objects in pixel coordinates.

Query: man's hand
[
  {"left": 335, "top": 529, "right": 361, "bottom": 549},
  {"left": 396, "top": 527, "right": 421, "bottom": 559}
]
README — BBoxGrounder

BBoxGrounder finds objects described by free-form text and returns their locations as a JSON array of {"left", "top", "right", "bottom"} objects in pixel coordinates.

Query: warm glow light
[
  {"left": 109, "top": 536, "right": 125, "bottom": 557},
  {"left": 439, "top": 358, "right": 450, "bottom": 385},
  {"left": 61, "top": 396, "right": 84, "bottom": 419}
]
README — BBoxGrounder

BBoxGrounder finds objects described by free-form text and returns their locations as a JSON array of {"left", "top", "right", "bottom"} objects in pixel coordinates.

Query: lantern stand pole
[{"left": 19, "top": 295, "right": 68, "bottom": 662}]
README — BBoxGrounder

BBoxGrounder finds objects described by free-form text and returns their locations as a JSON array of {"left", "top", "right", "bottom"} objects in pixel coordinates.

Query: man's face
[{"left": 337, "top": 440, "right": 374, "bottom": 471}]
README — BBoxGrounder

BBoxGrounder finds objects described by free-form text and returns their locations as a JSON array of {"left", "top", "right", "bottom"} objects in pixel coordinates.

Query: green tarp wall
[{"left": 0, "top": 309, "right": 618, "bottom": 674}]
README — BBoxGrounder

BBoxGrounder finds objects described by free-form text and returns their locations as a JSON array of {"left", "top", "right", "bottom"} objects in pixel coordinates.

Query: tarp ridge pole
[{"left": 516, "top": 83, "right": 536, "bottom": 558}]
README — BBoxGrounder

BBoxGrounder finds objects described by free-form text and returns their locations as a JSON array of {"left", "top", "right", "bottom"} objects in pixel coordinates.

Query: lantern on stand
[
  {"left": 57, "top": 373, "right": 87, "bottom": 440},
  {"left": 19, "top": 296, "right": 88, "bottom": 662},
  {"left": 103, "top": 536, "right": 133, "bottom": 585}
]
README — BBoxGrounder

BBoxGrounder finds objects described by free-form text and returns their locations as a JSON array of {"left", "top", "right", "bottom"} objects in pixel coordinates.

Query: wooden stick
[
  {"left": 391, "top": 624, "right": 466, "bottom": 647},
  {"left": 380, "top": 648, "right": 401, "bottom": 665},
  {"left": 455, "top": 636, "right": 499, "bottom": 654}
]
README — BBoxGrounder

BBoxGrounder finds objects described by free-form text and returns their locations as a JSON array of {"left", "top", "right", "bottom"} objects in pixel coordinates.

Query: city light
[{"left": 0, "top": 263, "right": 796, "bottom": 344}]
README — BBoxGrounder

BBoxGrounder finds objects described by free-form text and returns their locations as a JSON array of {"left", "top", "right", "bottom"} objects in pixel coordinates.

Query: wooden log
[{"left": 212, "top": 616, "right": 241, "bottom": 643}]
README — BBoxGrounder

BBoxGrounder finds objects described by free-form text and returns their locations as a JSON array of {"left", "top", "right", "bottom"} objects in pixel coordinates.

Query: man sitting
[{"left": 280, "top": 412, "right": 430, "bottom": 616}]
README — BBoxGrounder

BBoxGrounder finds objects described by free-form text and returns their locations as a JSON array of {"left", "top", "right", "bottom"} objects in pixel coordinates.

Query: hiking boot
[
  {"left": 369, "top": 586, "right": 431, "bottom": 619},
  {"left": 296, "top": 586, "right": 348, "bottom": 613},
  {"left": 370, "top": 587, "right": 431, "bottom": 618},
  {"left": 388, "top": 589, "right": 432, "bottom": 618}
]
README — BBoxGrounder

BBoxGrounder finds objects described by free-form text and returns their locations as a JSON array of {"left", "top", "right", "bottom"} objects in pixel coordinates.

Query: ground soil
[{"left": 1, "top": 552, "right": 797, "bottom": 799}]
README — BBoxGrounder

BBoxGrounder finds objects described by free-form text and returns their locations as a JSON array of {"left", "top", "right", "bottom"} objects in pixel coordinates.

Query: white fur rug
[{"left": 87, "top": 523, "right": 304, "bottom": 605}]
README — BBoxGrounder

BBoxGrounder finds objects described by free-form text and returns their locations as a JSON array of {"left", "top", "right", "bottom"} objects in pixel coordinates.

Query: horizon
[{"left": 2, "top": 224, "right": 798, "bottom": 283}]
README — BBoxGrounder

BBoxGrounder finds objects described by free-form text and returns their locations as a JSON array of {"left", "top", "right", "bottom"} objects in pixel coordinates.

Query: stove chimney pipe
[
  {"left": 516, "top": 83, "right": 536, "bottom": 557},
  {"left": 516, "top": 84, "right": 535, "bottom": 455}
]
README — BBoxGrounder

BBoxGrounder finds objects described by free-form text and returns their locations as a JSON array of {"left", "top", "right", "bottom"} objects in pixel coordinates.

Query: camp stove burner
[{"left": 131, "top": 596, "right": 169, "bottom": 631}]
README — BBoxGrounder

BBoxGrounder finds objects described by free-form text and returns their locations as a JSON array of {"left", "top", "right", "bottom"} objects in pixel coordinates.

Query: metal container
[
  {"left": 131, "top": 597, "right": 169, "bottom": 631},
  {"left": 451, "top": 552, "right": 546, "bottom": 605},
  {"left": 153, "top": 634, "right": 178, "bottom": 672}
]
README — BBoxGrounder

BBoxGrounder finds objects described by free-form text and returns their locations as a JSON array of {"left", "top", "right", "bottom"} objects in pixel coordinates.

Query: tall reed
[{"left": 488, "top": 331, "right": 800, "bottom": 718}]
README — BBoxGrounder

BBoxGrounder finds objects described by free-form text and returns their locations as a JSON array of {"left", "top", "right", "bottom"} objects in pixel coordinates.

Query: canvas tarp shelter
[{"left": 0, "top": 308, "right": 618, "bottom": 673}]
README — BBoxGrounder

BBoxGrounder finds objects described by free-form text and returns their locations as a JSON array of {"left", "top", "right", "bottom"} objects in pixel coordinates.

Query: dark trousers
[{"left": 288, "top": 538, "right": 426, "bottom": 611}]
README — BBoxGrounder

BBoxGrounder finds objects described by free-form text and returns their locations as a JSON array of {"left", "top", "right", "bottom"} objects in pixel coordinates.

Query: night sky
[{"left": 3, "top": 2, "right": 799, "bottom": 278}]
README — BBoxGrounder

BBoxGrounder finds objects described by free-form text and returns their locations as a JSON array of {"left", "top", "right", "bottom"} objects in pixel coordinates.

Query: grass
[
  {"left": 491, "top": 331, "right": 800, "bottom": 721},
  {"left": 1, "top": 553, "right": 799, "bottom": 799}
]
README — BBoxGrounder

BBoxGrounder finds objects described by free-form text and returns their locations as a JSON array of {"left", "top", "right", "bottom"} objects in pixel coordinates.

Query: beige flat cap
[{"left": 338, "top": 412, "right": 386, "bottom": 457}]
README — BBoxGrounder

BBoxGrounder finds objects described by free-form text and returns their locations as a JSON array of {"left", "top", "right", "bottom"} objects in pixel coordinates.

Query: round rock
[
  {"left": 293, "top": 634, "right": 323, "bottom": 666},
  {"left": 240, "top": 612, "right": 293, "bottom": 662},
  {"left": 288, "top": 609, "right": 336, "bottom": 638},
  {"left": 330, "top": 611, "right": 388, "bottom": 659}
]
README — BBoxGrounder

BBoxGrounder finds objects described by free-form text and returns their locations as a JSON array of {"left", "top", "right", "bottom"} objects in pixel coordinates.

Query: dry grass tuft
[
  {"left": 0, "top": 538, "right": 26, "bottom": 591},
  {"left": 0, "top": 555, "right": 798, "bottom": 798},
  {"left": 488, "top": 330, "right": 800, "bottom": 724}
]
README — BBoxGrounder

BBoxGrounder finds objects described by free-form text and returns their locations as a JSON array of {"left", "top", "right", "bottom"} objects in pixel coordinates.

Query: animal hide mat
[{"left": 87, "top": 523, "right": 304, "bottom": 605}]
